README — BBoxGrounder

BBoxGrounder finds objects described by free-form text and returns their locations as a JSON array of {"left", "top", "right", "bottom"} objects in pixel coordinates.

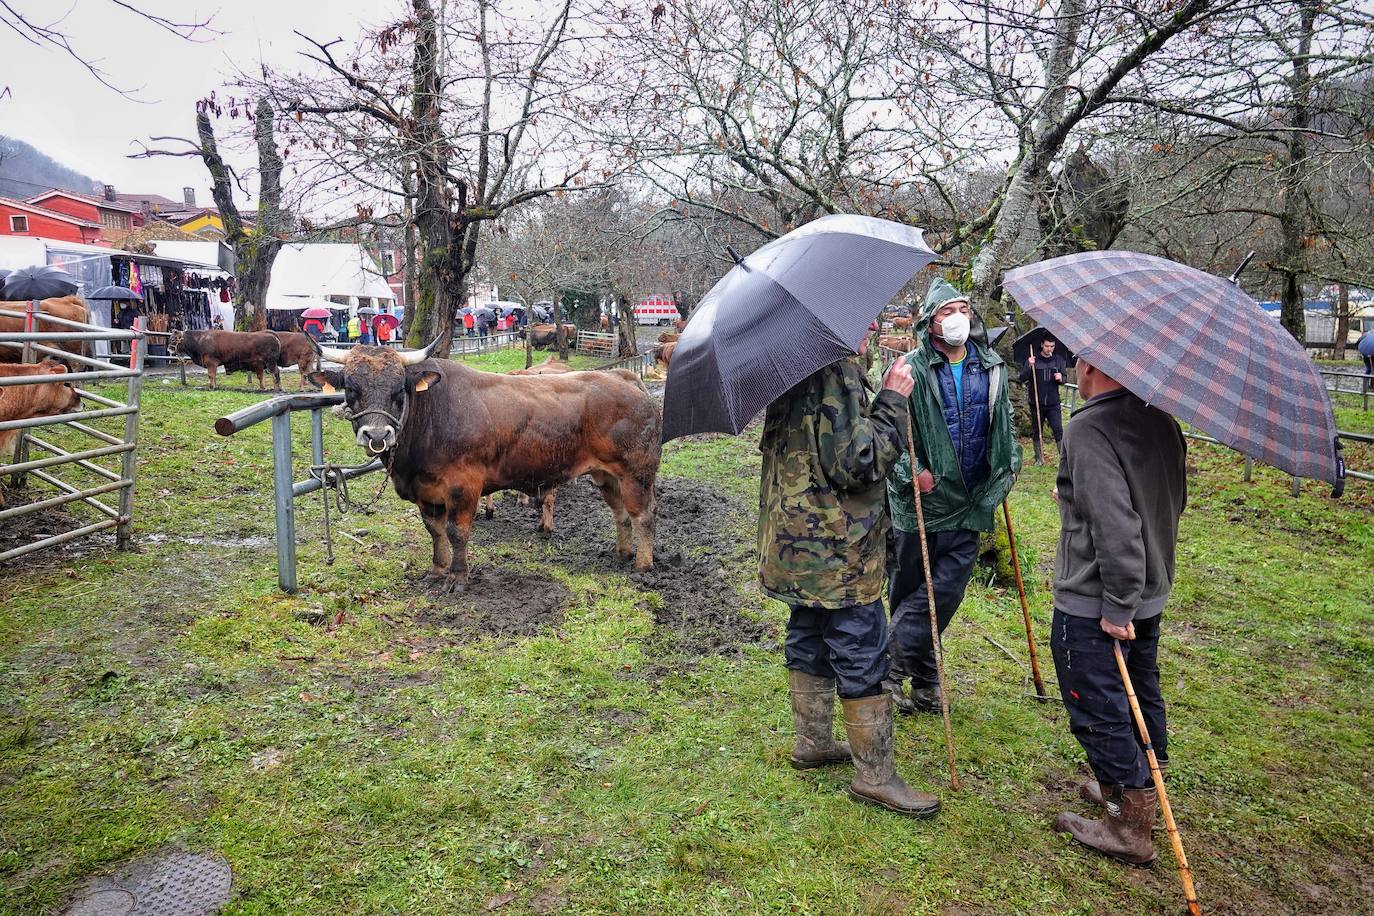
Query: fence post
[
  {"left": 271, "top": 410, "right": 298, "bottom": 593},
  {"left": 10, "top": 302, "right": 38, "bottom": 488},
  {"left": 1243, "top": 456, "right": 1253, "bottom": 483},
  {"left": 310, "top": 408, "right": 324, "bottom": 467},
  {"left": 179, "top": 357, "right": 187, "bottom": 386},
  {"left": 1291, "top": 475, "right": 1301, "bottom": 498},
  {"left": 116, "top": 317, "right": 145, "bottom": 549}
]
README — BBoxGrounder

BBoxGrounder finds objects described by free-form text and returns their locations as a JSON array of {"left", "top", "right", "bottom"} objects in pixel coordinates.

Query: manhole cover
[{"left": 62, "top": 849, "right": 231, "bottom": 916}]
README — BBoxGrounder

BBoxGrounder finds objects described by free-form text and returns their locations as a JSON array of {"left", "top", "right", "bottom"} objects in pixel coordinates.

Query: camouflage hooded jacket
[{"left": 758, "top": 356, "right": 906, "bottom": 609}]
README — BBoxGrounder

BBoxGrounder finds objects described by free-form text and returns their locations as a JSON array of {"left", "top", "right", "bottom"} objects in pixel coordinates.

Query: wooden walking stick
[
  {"left": 1113, "top": 641, "right": 1201, "bottom": 916},
  {"left": 1029, "top": 358, "right": 1045, "bottom": 463},
  {"left": 1000, "top": 500, "right": 1048, "bottom": 700},
  {"left": 904, "top": 418, "right": 960, "bottom": 791}
]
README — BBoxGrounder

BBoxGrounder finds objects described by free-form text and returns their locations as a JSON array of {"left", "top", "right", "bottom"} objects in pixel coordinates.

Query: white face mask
[{"left": 938, "top": 311, "right": 970, "bottom": 347}]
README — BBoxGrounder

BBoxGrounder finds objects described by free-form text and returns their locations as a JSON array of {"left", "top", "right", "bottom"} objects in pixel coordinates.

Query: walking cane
[
  {"left": 1113, "top": 641, "right": 1201, "bottom": 916},
  {"left": 904, "top": 418, "right": 961, "bottom": 791},
  {"left": 1000, "top": 500, "right": 1048, "bottom": 700},
  {"left": 1029, "top": 359, "right": 1045, "bottom": 464}
]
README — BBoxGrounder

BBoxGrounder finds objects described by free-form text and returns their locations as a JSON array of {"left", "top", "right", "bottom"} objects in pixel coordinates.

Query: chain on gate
[{"left": 308, "top": 460, "right": 392, "bottom": 564}]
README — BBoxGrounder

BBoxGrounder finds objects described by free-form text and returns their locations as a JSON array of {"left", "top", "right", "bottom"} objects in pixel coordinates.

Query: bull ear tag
[
  {"left": 414, "top": 377, "right": 431, "bottom": 392},
  {"left": 322, "top": 382, "right": 336, "bottom": 394}
]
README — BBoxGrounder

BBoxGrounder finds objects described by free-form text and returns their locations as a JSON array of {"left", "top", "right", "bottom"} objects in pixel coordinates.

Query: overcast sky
[{"left": 2, "top": 0, "right": 399, "bottom": 201}]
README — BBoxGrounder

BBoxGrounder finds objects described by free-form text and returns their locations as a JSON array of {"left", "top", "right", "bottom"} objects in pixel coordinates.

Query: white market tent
[{"left": 264, "top": 244, "right": 396, "bottom": 314}]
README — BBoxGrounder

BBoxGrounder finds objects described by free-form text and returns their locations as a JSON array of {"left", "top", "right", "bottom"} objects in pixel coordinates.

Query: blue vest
[{"left": 934, "top": 347, "right": 991, "bottom": 487}]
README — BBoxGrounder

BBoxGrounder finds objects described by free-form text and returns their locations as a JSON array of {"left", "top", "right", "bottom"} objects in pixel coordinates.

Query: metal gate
[{"left": 0, "top": 303, "right": 145, "bottom": 562}]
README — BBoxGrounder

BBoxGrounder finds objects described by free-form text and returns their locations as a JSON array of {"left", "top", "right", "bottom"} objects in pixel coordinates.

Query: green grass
[{"left": 1, "top": 371, "right": 1372, "bottom": 914}]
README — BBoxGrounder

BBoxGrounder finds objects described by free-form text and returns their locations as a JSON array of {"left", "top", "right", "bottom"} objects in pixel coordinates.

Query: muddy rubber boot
[
  {"left": 788, "top": 671, "right": 851, "bottom": 770},
  {"left": 1082, "top": 760, "right": 1167, "bottom": 810},
  {"left": 882, "top": 677, "right": 916, "bottom": 716},
  {"left": 842, "top": 694, "right": 941, "bottom": 818},
  {"left": 1055, "top": 785, "right": 1158, "bottom": 868},
  {"left": 908, "top": 684, "right": 943, "bottom": 714}
]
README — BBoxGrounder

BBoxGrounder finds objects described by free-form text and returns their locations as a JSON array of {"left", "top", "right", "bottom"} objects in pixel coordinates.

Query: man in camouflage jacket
[{"left": 758, "top": 334, "right": 940, "bottom": 818}]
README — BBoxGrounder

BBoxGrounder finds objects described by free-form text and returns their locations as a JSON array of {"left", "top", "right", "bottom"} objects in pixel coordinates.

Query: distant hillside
[{"left": 0, "top": 136, "right": 98, "bottom": 201}]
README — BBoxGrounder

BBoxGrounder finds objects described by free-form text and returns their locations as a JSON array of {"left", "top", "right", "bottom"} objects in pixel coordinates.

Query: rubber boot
[
  {"left": 908, "top": 683, "right": 943, "bottom": 714},
  {"left": 1055, "top": 785, "right": 1158, "bottom": 868},
  {"left": 881, "top": 676, "right": 916, "bottom": 716},
  {"left": 788, "top": 671, "right": 851, "bottom": 769},
  {"left": 842, "top": 694, "right": 941, "bottom": 818}
]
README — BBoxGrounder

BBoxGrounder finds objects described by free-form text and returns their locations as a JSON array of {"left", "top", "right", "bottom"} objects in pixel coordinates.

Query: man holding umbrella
[
  {"left": 884, "top": 279, "right": 1021, "bottom": 715},
  {"left": 759, "top": 328, "right": 942, "bottom": 818}
]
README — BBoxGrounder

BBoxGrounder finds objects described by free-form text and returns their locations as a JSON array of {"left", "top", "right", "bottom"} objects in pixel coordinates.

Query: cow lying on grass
[
  {"left": 171, "top": 330, "right": 282, "bottom": 390},
  {"left": 0, "top": 360, "right": 82, "bottom": 506},
  {"left": 311, "top": 338, "right": 661, "bottom": 591}
]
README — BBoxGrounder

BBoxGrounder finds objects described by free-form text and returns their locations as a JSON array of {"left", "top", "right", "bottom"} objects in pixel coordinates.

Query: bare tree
[{"left": 133, "top": 98, "right": 290, "bottom": 331}]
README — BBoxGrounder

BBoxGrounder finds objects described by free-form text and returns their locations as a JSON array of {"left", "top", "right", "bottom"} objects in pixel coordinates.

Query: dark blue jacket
[{"left": 933, "top": 345, "right": 991, "bottom": 488}]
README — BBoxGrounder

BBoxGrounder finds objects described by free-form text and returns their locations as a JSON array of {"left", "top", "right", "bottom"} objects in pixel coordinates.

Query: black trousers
[
  {"left": 887, "top": 528, "right": 980, "bottom": 690},
  {"left": 1050, "top": 610, "right": 1167, "bottom": 788},
  {"left": 785, "top": 599, "right": 889, "bottom": 699},
  {"left": 1031, "top": 399, "right": 1063, "bottom": 444}
]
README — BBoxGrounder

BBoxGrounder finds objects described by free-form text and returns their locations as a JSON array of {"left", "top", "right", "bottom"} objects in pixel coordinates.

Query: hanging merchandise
[{"left": 129, "top": 262, "right": 143, "bottom": 298}]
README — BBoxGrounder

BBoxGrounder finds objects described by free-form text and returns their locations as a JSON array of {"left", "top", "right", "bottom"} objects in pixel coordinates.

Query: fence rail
[{"left": 0, "top": 303, "right": 145, "bottom": 563}]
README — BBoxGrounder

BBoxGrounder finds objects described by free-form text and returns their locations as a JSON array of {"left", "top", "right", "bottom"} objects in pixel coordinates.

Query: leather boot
[
  {"left": 1081, "top": 759, "right": 1167, "bottom": 810},
  {"left": 1055, "top": 785, "right": 1158, "bottom": 868},
  {"left": 842, "top": 694, "right": 941, "bottom": 818},
  {"left": 908, "top": 684, "right": 943, "bottom": 714},
  {"left": 788, "top": 671, "right": 851, "bottom": 769}
]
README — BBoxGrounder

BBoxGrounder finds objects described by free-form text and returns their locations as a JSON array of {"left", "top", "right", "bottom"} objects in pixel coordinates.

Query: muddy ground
[{"left": 417, "top": 474, "right": 773, "bottom": 656}]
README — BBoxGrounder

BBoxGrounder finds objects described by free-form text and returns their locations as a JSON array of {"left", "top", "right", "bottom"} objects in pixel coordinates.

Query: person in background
[
  {"left": 1357, "top": 328, "right": 1374, "bottom": 381},
  {"left": 347, "top": 314, "right": 361, "bottom": 343},
  {"left": 1051, "top": 358, "right": 1187, "bottom": 868},
  {"left": 376, "top": 318, "right": 393, "bottom": 346},
  {"left": 1021, "top": 335, "right": 1068, "bottom": 464},
  {"left": 884, "top": 279, "right": 1021, "bottom": 715},
  {"left": 464, "top": 310, "right": 476, "bottom": 337},
  {"left": 321, "top": 322, "right": 339, "bottom": 343},
  {"left": 759, "top": 322, "right": 941, "bottom": 819},
  {"left": 211, "top": 314, "right": 225, "bottom": 331}
]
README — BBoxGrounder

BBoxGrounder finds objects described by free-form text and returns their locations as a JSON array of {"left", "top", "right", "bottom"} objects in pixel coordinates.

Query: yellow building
[{"left": 176, "top": 211, "right": 228, "bottom": 241}]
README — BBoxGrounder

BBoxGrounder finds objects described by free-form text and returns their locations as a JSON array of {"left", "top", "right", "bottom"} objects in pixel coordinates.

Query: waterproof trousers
[
  {"left": 1050, "top": 610, "right": 1167, "bottom": 789},
  {"left": 785, "top": 600, "right": 889, "bottom": 699},
  {"left": 887, "top": 528, "right": 979, "bottom": 690}
]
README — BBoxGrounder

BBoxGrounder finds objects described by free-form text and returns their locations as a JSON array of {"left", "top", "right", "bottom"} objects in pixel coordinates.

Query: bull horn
[
  {"left": 310, "top": 336, "right": 352, "bottom": 365},
  {"left": 396, "top": 334, "right": 448, "bottom": 367}
]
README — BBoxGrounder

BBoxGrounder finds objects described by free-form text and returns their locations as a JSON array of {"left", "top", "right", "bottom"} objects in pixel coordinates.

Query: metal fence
[
  {"left": 576, "top": 330, "right": 617, "bottom": 358},
  {"left": 0, "top": 303, "right": 145, "bottom": 562}
]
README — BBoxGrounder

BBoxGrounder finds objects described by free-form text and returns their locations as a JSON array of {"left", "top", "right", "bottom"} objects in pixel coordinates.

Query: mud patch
[
  {"left": 415, "top": 570, "right": 570, "bottom": 638},
  {"left": 478, "top": 476, "right": 773, "bottom": 656},
  {"left": 0, "top": 500, "right": 115, "bottom": 567}
]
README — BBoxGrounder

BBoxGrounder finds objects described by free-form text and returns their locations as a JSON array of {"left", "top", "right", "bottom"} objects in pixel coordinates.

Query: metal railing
[
  {"left": 576, "top": 330, "right": 617, "bottom": 358},
  {"left": 0, "top": 304, "right": 145, "bottom": 562},
  {"left": 1318, "top": 367, "right": 1372, "bottom": 411},
  {"left": 214, "top": 391, "right": 381, "bottom": 593}
]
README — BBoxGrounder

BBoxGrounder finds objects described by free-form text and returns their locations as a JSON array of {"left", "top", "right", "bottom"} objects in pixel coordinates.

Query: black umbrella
[
  {"left": 985, "top": 326, "right": 1011, "bottom": 349},
  {"left": 475, "top": 306, "right": 496, "bottom": 322},
  {"left": 1012, "top": 326, "right": 1076, "bottom": 367},
  {"left": 86, "top": 285, "right": 144, "bottom": 300},
  {"left": 662, "top": 214, "right": 937, "bottom": 441},
  {"left": 3, "top": 265, "right": 79, "bottom": 301}
]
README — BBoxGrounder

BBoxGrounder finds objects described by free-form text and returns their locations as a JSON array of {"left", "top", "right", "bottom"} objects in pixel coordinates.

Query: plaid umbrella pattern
[{"left": 1004, "top": 251, "right": 1344, "bottom": 486}]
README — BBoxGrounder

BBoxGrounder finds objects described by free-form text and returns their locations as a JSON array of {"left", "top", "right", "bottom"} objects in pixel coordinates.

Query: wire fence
[{"left": 0, "top": 304, "right": 145, "bottom": 563}]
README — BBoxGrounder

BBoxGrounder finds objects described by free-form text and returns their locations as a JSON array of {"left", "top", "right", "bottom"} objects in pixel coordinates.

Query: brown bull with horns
[{"left": 310, "top": 338, "right": 661, "bottom": 591}]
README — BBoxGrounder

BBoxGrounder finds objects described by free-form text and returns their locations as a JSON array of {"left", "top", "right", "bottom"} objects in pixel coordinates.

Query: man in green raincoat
[{"left": 885, "top": 280, "right": 1021, "bottom": 713}]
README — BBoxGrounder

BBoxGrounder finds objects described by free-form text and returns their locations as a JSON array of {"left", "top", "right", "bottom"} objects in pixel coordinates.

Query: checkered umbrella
[
  {"left": 662, "top": 214, "right": 937, "bottom": 441},
  {"left": 1004, "top": 251, "right": 1344, "bottom": 487}
]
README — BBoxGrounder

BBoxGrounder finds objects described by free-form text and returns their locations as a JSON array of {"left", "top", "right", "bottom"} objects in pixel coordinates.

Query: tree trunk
[
  {"left": 1276, "top": 0, "right": 1318, "bottom": 345},
  {"left": 401, "top": 160, "right": 418, "bottom": 340},
  {"left": 617, "top": 295, "right": 637, "bottom": 358},
  {"left": 1334, "top": 282, "right": 1350, "bottom": 359},
  {"left": 404, "top": 0, "right": 460, "bottom": 348},
  {"left": 554, "top": 297, "right": 569, "bottom": 361},
  {"left": 196, "top": 99, "right": 284, "bottom": 332}
]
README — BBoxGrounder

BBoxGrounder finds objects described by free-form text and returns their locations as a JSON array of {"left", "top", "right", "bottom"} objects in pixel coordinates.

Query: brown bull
[
  {"left": 310, "top": 338, "right": 661, "bottom": 591},
  {"left": 485, "top": 356, "right": 579, "bottom": 520},
  {"left": 0, "top": 360, "right": 82, "bottom": 505},
  {"left": 525, "top": 323, "right": 579, "bottom": 350},
  {"left": 172, "top": 329, "right": 282, "bottom": 390},
  {"left": 879, "top": 335, "right": 915, "bottom": 352},
  {"left": 890, "top": 316, "right": 912, "bottom": 331},
  {"left": 272, "top": 332, "right": 319, "bottom": 390},
  {"left": 507, "top": 355, "right": 573, "bottom": 376},
  {"left": 0, "top": 296, "right": 90, "bottom": 364}
]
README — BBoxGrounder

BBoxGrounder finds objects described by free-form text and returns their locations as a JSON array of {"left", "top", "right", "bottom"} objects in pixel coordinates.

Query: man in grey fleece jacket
[{"left": 1049, "top": 359, "right": 1187, "bottom": 869}]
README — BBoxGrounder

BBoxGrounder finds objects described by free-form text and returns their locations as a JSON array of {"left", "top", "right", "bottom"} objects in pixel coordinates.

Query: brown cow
[
  {"left": 507, "top": 355, "right": 574, "bottom": 376},
  {"left": 310, "top": 339, "right": 660, "bottom": 591},
  {"left": 656, "top": 330, "right": 679, "bottom": 344},
  {"left": 171, "top": 329, "right": 282, "bottom": 390},
  {"left": 598, "top": 314, "right": 610, "bottom": 332},
  {"left": 890, "top": 316, "right": 912, "bottom": 331},
  {"left": 0, "top": 360, "right": 82, "bottom": 505},
  {"left": 524, "top": 323, "right": 579, "bottom": 350},
  {"left": 879, "top": 335, "right": 916, "bottom": 352},
  {"left": 654, "top": 339, "right": 677, "bottom": 369},
  {"left": 0, "top": 296, "right": 90, "bottom": 364},
  {"left": 272, "top": 332, "right": 319, "bottom": 390}
]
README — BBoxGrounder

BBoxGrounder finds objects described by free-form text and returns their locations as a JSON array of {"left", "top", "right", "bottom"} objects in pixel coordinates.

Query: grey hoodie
[{"left": 1054, "top": 388, "right": 1187, "bottom": 626}]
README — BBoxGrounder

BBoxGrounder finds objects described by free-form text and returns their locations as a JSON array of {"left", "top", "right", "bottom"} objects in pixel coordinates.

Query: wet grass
[{"left": 1, "top": 376, "right": 1371, "bottom": 914}]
